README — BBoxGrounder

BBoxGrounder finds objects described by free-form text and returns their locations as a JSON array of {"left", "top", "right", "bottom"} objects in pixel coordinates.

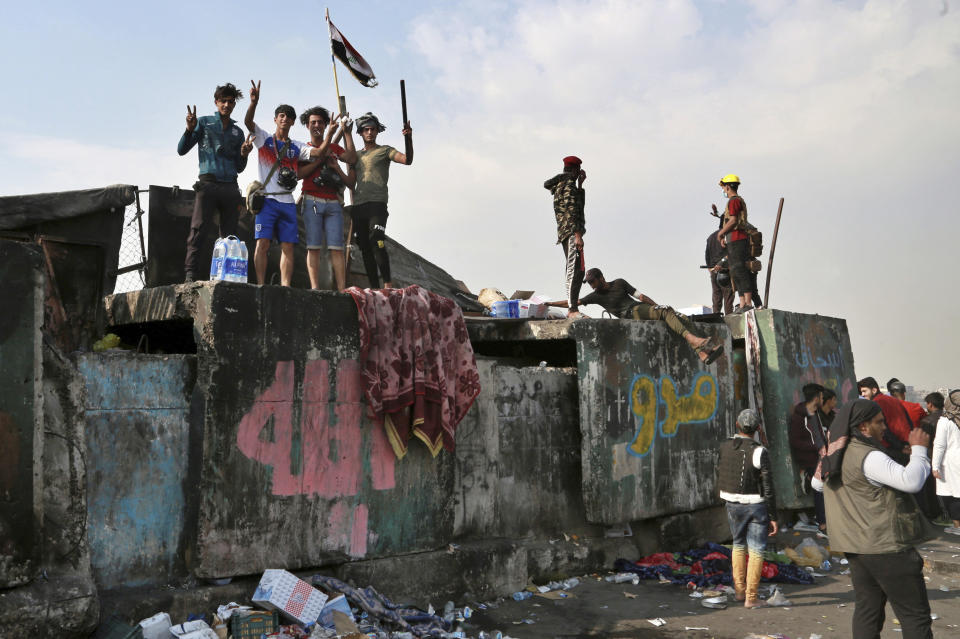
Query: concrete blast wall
[{"left": 2, "top": 263, "right": 859, "bottom": 633}]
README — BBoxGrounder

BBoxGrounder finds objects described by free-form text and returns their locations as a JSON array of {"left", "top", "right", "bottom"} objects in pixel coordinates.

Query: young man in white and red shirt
[
  {"left": 297, "top": 106, "right": 356, "bottom": 291},
  {"left": 244, "top": 80, "right": 340, "bottom": 286}
]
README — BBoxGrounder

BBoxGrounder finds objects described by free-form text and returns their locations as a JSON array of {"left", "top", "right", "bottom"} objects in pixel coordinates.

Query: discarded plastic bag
[
  {"left": 701, "top": 596, "right": 728, "bottom": 609},
  {"left": 766, "top": 587, "right": 792, "bottom": 607}
]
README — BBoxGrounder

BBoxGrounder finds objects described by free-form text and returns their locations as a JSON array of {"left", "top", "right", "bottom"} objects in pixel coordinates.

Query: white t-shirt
[{"left": 253, "top": 124, "right": 312, "bottom": 204}]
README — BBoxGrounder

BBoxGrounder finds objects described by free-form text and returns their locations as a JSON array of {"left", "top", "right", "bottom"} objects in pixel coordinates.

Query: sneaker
[
  {"left": 932, "top": 518, "right": 953, "bottom": 527},
  {"left": 816, "top": 530, "right": 829, "bottom": 539},
  {"left": 945, "top": 527, "right": 960, "bottom": 535}
]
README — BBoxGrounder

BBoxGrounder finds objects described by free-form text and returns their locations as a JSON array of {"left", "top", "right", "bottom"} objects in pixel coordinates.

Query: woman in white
[{"left": 932, "top": 389, "right": 960, "bottom": 534}]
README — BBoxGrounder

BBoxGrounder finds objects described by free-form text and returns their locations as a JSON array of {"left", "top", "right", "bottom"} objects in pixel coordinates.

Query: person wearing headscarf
[
  {"left": 716, "top": 409, "right": 778, "bottom": 608},
  {"left": 932, "top": 390, "right": 960, "bottom": 533},
  {"left": 812, "top": 398, "right": 935, "bottom": 639}
]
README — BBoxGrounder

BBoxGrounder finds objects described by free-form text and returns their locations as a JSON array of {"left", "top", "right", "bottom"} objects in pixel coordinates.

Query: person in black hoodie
[{"left": 789, "top": 383, "right": 827, "bottom": 534}]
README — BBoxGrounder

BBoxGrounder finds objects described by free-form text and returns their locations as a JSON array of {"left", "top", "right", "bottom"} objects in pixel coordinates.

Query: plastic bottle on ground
[{"left": 605, "top": 573, "right": 640, "bottom": 584}]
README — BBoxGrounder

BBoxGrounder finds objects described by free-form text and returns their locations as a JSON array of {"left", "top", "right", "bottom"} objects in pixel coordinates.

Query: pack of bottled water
[{"left": 209, "top": 236, "right": 248, "bottom": 282}]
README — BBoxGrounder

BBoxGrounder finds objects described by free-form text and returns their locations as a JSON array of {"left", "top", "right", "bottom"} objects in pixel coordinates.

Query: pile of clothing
[{"left": 614, "top": 542, "right": 814, "bottom": 588}]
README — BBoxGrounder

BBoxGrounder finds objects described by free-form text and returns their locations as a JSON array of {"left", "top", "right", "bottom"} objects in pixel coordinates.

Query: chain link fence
[{"left": 113, "top": 191, "right": 147, "bottom": 294}]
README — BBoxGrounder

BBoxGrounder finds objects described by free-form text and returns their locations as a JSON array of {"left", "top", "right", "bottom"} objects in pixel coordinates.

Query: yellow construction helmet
[{"left": 719, "top": 174, "right": 741, "bottom": 185}]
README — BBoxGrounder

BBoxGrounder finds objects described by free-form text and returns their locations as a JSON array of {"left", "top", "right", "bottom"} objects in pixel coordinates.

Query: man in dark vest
[
  {"left": 813, "top": 398, "right": 935, "bottom": 639},
  {"left": 717, "top": 409, "right": 778, "bottom": 608}
]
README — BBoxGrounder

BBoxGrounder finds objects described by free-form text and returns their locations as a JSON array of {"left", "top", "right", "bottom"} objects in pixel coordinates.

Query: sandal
[{"left": 696, "top": 336, "right": 724, "bottom": 364}]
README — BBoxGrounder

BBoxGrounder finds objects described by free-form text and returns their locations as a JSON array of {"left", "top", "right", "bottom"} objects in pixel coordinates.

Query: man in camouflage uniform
[{"left": 544, "top": 156, "right": 586, "bottom": 317}]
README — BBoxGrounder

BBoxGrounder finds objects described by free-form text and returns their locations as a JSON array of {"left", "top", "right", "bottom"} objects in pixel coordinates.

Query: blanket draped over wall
[{"left": 348, "top": 285, "right": 481, "bottom": 459}]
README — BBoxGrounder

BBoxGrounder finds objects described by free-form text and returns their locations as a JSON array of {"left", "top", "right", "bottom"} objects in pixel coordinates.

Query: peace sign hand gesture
[
  {"left": 249, "top": 80, "right": 261, "bottom": 105},
  {"left": 185, "top": 105, "right": 198, "bottom": 131}
]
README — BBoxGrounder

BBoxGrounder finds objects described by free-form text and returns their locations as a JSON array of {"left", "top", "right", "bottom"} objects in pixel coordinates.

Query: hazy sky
[{"left": 2, "top": 0, "right": 957, "bottom": 389}]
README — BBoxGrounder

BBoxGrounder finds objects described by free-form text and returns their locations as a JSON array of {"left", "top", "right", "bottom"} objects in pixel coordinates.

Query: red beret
[{"left": 563, "top": 155, "right": 582, "bottom": 167}]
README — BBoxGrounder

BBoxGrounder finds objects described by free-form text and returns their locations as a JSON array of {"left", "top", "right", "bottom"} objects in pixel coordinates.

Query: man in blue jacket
[{"left": 177, "top": 82, "right": 254, "bottom": 282}]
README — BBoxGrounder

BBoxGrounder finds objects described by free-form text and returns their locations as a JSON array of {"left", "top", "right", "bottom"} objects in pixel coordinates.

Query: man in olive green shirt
[{"left": 348, "top": 112, "right": 413, "bottom": 289}]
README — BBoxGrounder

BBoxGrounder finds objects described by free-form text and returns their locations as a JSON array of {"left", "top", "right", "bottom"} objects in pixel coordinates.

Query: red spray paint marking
[{"left": 236, "top": 359, "right": 395, "bottom": 497}]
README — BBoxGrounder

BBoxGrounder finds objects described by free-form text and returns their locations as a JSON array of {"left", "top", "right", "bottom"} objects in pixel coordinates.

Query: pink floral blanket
[{"left": 347, "top": 285, "right": 481, "bottom": 458}]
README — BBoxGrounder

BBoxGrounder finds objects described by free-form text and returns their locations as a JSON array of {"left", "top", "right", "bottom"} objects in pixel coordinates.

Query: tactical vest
[
  {"left": 823, "top": 439, "right": 936, "bottom": 554},
  {"left": 717, "top": 437, "right": 763, "bottom": 497},
  {"left": 724, "top": 195, "right": 748, "bottom": 229}
]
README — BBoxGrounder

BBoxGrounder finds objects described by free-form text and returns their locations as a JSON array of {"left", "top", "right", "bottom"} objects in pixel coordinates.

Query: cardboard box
[
  {"left": 318, "top": 594, "right": 354, "bottom": 629},
  {"left": 252, "top": 569, "right": 328, "bottom": 624}
]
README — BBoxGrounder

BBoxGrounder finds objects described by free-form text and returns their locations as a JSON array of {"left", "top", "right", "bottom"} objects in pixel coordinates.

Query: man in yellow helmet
[{"left": 716, "top": 174, "right": 760, "bottom": 312}]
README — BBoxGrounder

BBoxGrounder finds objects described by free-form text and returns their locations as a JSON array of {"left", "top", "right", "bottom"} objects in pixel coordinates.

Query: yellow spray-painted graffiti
[{"left": 628, "top": 372, "right": 718, "bottom": 457}]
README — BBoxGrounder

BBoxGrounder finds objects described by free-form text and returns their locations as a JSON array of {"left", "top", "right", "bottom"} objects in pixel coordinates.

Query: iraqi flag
[{"left": 328, "top": 20, "right": 378, "bottom": 88}]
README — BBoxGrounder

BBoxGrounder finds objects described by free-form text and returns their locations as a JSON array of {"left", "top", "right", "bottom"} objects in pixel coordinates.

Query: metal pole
[
  {"left": 763, "top": 197, "right": 784, "bottom": 307},
  {"left": 326, "top": 8, "right": 343, "bottom": 115}
]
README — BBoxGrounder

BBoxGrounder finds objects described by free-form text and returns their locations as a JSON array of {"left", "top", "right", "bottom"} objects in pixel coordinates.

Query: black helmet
[{"left": 716, "top": 271, "right": 731, "bottom": 288}]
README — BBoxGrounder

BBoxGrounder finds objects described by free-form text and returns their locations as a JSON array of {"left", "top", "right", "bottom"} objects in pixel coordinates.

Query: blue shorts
[
  {"left": 302, "top": 195, "right": 345, "bottom": 250},
  {"left": 254, "top": 198, "right": 298, "bottom": 244}
]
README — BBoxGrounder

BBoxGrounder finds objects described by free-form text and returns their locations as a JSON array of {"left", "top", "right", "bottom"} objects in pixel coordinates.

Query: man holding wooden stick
[{"left": 348, "top": 111, "right": 413, "bottom": 289}]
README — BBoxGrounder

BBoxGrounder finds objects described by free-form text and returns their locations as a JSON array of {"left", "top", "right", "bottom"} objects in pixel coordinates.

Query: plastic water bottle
[
  {"left": 223, "top": 236, "right": 248, "bottom": 282},
  {"left": 223, "top": 236, "right": 239, "bottom": 282},
  {"left": 237, "top": 239, "right": 248, "bottom": 282},
  {"left": 209, "top": 237, "right": 226, "bottom": 280}
]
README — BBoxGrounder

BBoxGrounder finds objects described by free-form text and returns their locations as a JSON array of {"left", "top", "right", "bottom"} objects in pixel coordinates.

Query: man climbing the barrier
[{"left": 549, "top": 268, "right": 724, "bottom": 364}]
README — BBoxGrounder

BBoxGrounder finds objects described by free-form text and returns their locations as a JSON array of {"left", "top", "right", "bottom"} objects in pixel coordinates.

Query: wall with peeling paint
[
  {"left": 0, "top": 240, "right": 44, "bottom": 588},
  {"left": 568, "top": 320, "right": 736, "bottom": 524},
  {"left": 734, "top": 310, "right": 857, "bottom": 509},
  {"left": 78, "top": 353, "right": 196, "bottom": 589}
]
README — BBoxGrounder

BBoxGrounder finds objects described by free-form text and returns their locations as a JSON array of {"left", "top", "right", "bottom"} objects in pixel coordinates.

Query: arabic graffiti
[
  {"left": 793, "top": 343, "right": 844, "bottom": 371},
  {"left": 627, "top": 372, "right": 719, "bottom": 457}
]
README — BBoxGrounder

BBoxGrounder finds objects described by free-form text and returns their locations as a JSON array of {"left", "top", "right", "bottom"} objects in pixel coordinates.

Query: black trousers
[
  {"left": 351, "top": 202, "right": 391, "bottom": 288},
  {"left": 184, "top": 180, "right": 240, "bottom": 279},
  {"left": 726, "top": 239, "right": 752, "bottom": 297},
  {"left": 847, "top": 549, "right": 932, "bottom": 639}
]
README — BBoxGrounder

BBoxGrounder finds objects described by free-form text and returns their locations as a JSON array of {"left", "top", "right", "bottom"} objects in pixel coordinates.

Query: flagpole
[{"left": 326, "top": 8, "right": 344, "bottom": 115}]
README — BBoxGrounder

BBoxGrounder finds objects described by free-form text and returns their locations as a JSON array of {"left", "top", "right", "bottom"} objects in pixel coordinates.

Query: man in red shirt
[
  {"left": 858, "top": 376, "right": 913, "bottom": 461},
  {"left": 297, "top": 106, "right": 355, "bottom": 291},
  {"left": 887, "top": 378, "right": 928, "bottom": 426},
  {"left": 715, "top": 174, "right": 759, "bottom": 313}
]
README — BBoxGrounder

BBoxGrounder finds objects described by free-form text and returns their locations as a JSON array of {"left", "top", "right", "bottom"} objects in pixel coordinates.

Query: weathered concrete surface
[
  {"left": 569, "top": 319, "right": 735, "bottom": 524},
  {"left": 77, "top": 353, "right": 196, "bottom": 590},
  {"left": 0, "top": 240, "right": 44, "bottom": 588},
  {"left": 105, "top": 284, "right": 456, "bottom": 578},
  {"left": 0, "top": 240, "right": 98, "bottom": 637},
  {"left": 726, "top": 310, "right": 857, "bottom": 509},
  {"left": 454, "top": 359, "right": 587, "bottom": 538}
]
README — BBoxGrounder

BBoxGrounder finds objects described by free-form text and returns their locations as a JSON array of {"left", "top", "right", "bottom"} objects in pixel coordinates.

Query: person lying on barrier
[{"left": 548, "top": 268, "right": 724, "bottom": 364}]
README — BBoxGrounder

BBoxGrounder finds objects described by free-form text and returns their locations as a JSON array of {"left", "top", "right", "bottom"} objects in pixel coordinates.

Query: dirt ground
[{"left": 465, "top": 532, "right": 960, "bottom": 639}]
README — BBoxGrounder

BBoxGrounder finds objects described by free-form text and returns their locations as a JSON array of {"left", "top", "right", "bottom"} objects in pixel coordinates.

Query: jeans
[
  {"left": 725, "top": 501, "right": 769, "bottom": 553},
  {"left": 302, "top": 195, "right": 345, "bottom": 250}
]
